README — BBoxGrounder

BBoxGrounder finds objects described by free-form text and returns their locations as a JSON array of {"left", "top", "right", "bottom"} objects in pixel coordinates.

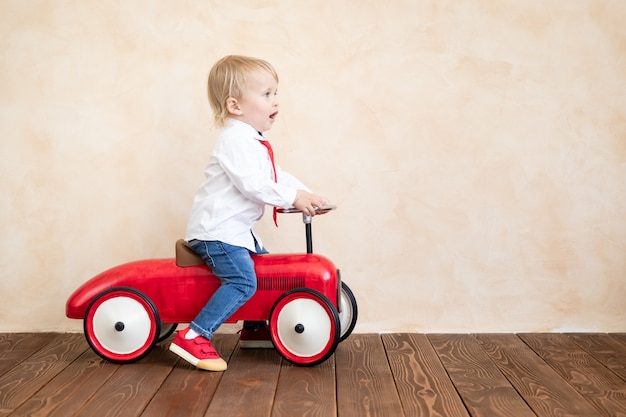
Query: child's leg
[{"left": 187, "top": 240, "right": 257, "bottom": 340}]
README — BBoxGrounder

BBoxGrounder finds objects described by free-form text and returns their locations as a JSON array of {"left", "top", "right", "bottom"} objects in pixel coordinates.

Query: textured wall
[{"left": 1, "top": 1, "right": 624, "bottom": 333}]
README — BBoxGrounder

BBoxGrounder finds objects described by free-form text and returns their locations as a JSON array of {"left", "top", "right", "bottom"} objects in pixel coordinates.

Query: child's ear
[{"left": 226, "top": 97, "right": 242, "bottom": 115}]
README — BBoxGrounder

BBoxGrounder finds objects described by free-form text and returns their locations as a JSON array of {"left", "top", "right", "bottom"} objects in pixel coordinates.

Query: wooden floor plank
[
  {"left": 0, "top": 333, "right": 58, "bottom": 360},
  {"left": 382, "top": 333, "right": 469, "bottom": 417},
  {"left": 0, "top": 333, "right": 59, "bottom": 376},
  {"left": 140, "top": 334, "right": 239, "bottom": 417},
  {"left": 203, "top": 346, "right": 283, "bottom": 417},
  {"left": 335, "top": 334, "right": 404, "bottom": 417},
  {"left": 272, "top": 354, "right": 337, "bottom": 417},
  {"left": 0, "top": 333, "right": 86, "bottom": 416},
  {"left": 7, "top": 348, "right": 119, "bottom": 417},
  {"left": 519, "top": 333, "right": 626, "bottom": 417},
  {"left": 473, "top": 333, "right": 603, "bottom": 417},
  {"left": 569, "top": 333, "right": 626, "bottom": 382},
  {"left": 428, "top": 334, "right": 535, "bottom": 417},
  {"left": 73, "top": 344, "right": 178, "bottom": 417},
  {"left": 2, "top": 333, "right": 625, "bottom": 417}
]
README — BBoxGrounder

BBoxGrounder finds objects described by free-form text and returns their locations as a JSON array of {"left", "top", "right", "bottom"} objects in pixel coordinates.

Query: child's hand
[{"left": 293, "top": 190, "right": 330, "bottom": 216}]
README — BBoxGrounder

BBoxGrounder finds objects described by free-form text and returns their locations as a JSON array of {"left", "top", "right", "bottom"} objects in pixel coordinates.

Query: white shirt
[{"left": 185, "top": 119, "right": 310, "bottom": 251}]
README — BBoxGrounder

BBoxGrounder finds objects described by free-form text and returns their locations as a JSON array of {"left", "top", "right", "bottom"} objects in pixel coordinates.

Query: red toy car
[{"left": 66, "top": 206, "right": 357, "bottom": 366}]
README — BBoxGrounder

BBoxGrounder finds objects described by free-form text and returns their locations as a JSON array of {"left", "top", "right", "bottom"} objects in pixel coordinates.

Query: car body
[{"left": 66, "top": 240, "right": 357, "bottom": 366}]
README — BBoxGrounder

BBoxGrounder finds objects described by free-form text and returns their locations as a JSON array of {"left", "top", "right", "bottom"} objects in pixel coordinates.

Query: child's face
[{"left": 230, "top": 70, "right": 279, "bottom": 133}]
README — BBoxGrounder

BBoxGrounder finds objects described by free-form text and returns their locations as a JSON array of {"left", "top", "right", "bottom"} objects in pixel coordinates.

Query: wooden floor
[{"left": 1, "top": 333, "right": 625, "bottom": 417}]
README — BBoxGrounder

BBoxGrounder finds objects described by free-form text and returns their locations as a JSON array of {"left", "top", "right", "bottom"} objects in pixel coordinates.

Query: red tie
[{"left": 259, "top": 140, "right": 278, "bottom": 226}]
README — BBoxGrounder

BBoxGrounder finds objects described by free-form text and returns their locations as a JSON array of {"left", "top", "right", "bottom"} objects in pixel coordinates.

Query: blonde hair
[{"left": 207, "top": 55, "right": 279, "bottom": 127}]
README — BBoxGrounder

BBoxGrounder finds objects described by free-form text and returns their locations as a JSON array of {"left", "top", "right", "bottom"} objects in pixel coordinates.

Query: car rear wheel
[
  {"left": 269, "top": 289, "right": 340, "bottom": 366},
  {"left": 338, "top": 282, "right": 358, "bottom": 342},
  {"left": 158, "top": 322, "right": 178, "bottom": 342},
  {"left": 84, "top": 287, "right": 160, "bottom": 363}
]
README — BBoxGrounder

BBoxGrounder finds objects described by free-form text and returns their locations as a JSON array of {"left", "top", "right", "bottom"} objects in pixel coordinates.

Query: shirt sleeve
[{"left": 276, "top": 165, "right": 312, "bottom": 193}]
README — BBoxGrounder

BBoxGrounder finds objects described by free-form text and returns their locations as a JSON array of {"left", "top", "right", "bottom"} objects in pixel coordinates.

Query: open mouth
[{"left": 269, "top": 111, "right": 279, "bottom": 121}]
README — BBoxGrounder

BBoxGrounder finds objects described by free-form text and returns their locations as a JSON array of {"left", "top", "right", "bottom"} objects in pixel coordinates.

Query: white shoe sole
[
  {"left": 169, "top": 343, "right": 227, "bottom": 371},
  {"left": 169, "top": 343, "right": 200, "bottom": 366}
]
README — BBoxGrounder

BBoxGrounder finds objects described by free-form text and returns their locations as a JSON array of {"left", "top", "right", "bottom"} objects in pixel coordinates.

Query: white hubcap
[
  {"left": 277, "top": 298, "right": 331, "bottom": 357},
  {"left": 92, "top": 296, "right": 151, "bottom": 354}
]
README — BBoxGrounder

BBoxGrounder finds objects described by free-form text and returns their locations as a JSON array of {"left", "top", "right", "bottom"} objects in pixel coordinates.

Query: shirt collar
[{"left": 225, "top": 118, "right": 265, "bottom": 140}]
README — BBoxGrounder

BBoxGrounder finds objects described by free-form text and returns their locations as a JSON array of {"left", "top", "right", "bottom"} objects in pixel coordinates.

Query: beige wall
[{"left": 1, "top": 1, "right": 624, "bottom": 333}]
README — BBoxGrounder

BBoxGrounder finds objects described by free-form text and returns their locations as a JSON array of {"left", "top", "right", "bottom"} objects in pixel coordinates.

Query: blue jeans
[{"left": 187, "top": 238, "right": 267, "bottom": 340}]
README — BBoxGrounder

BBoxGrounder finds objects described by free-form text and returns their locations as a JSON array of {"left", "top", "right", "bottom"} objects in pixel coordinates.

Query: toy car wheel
[
  {"left": 158, "top": 322, "right": 178, "bottom": 342},
  {"left": 269, "top": 289, "right": 340, "bottom": 366},
  {"left": 338, "top": 282, "right": 358, "bottom": 342},
  {"left": 84, "top": 287, "right": 160, "bottom": 363}
]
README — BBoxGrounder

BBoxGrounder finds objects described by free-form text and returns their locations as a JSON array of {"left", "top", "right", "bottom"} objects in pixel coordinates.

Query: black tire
[
  {"left": 338, "top": 282, "right": 358, "bottom": 342},
  {"left": 269, "top": 288, "right": 340, "bottom": 366},
  {"left": 84, "top": 287, "right": 160, "bottom": 363},
  {"left": 157, "top": 322, "right": 178, "bottom": 342}
]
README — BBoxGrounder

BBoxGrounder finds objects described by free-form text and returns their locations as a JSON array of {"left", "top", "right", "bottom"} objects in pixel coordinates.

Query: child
[{"left": 169, "top": 55, "right": 329, "bottom": 371}]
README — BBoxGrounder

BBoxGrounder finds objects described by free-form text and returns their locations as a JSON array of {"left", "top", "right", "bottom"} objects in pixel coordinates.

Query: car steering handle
[
  {"left": 276, "top": 205, "right": 336, "bottom": 253},
  {"left": 277, "top": 204, "right": 337, "bottom": 218}
]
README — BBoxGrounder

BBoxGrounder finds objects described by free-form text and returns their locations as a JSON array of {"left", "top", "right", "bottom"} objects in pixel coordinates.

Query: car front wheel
[
  {"left": 269, "top": 289, "right": 340, "bottom": 366},
  {"left": 84, "top": 287, "right": 160, "bottom": 363}
]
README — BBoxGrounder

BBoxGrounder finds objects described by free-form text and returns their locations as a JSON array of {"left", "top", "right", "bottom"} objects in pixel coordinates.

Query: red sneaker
[{"left": 169, "top": 328, "right": 227, "bottom": 371}]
